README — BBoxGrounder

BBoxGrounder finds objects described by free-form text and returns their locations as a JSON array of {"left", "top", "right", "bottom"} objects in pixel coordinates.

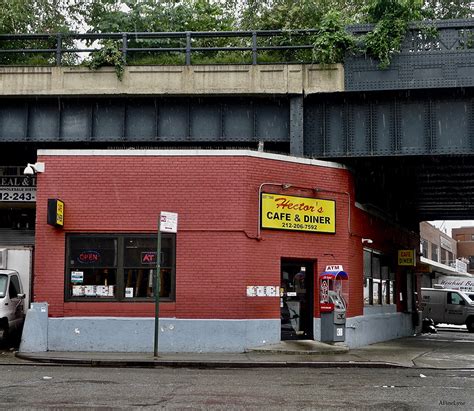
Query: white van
[
  {"left": 421, "top": 287, "right": 474, "bottom": 332},
  {"left": 0, "top": 270, "right": 26, "bottom": 343}
]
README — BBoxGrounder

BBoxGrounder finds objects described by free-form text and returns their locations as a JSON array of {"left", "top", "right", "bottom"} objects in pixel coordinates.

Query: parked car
[
  {"left": 421, "top": 287, "right": 474, "bottom": 333},
  {"left": 0, "top": 270, "right": 26, "bottom": 343}
]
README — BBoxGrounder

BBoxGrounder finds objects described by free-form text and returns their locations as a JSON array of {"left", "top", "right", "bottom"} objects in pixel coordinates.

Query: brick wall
[{"left": 34, "top": 152, "right": 416, "bottom": 320}]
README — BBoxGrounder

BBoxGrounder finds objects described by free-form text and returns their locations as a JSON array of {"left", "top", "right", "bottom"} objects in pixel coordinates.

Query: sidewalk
[{"left": 10, "top": 331, "right": 474, "bottom": 370}]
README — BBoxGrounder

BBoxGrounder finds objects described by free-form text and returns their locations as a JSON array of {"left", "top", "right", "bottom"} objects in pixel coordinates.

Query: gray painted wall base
[
  {"left": 345, "top": 310, "right": 413, "bottom": 348},
  {"left": 46, "top": 317, "right": 280, "bottom": 353},
  {"left": 20, "top": 309, "right": 414, "bottom": 352},
  {"left": 19, "top": 303, "right": 48, "bottom": 352},
  {"left": 314, "top": 307, "right": 414, "bottom": 349}
]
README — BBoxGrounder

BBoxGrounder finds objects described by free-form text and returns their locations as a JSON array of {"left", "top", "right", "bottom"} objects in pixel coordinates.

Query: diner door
[{"left": 280, "top": 260, "right": 314, "bottom": 340}]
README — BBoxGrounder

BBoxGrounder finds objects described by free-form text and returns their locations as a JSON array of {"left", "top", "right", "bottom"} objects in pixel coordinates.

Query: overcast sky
[{"left": 429, "top": 220, "right": 474, "bottom": 237}]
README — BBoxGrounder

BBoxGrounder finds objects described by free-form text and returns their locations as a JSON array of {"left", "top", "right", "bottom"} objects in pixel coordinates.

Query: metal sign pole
[{"left": 154, "top": 216, "right": 162, "bottom": 358}]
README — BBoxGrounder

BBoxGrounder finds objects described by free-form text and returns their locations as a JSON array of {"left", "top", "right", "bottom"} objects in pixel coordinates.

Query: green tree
[
  {"left": 363, "top": 0, "right": 427, "bottom": 68},
  {"left": 312, "top": 10, "right": 356, "bottom": 64},
  {"left": 238, "top": 0, "right": 367, "bottom": 30},
  {"left": 423, "top": 0, "right": 473, "bottom": 19},
  {"left": 81, "top": 0, "right": 235, "bottom": 33},
  {"left": 0, "top": 0, "right": 74, "bottom": 34},
  {"left": 81, "top": 0, "right": 237, "bottom": 65},
  {"left": 0, "top": 0, "right": 81, "bottom": 64}
]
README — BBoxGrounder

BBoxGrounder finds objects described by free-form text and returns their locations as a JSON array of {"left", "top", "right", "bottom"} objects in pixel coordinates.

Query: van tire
[{"left": 467, "top": 317, "right": 474, "bottom": 333}]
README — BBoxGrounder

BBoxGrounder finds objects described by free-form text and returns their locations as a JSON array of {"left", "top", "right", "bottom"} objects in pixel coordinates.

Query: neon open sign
[{"left": 78, "top": 250, "right": 101, "bottom": 264}]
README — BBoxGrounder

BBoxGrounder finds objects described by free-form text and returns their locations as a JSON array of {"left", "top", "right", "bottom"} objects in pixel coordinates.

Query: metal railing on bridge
[
  {"left": 0, "top": 30, "right": 319, "bottom": 66},
  {"left": 0, "top": 19, "right": 473, "bottom": 67}
]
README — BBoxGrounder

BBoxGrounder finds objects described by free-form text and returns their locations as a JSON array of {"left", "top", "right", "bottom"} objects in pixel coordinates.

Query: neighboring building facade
[
  {"left": 419, "top": 222, "right": 457, "bottom": 266},
  {"left": 21, "top": 149, "right": 419, "bottom": 353},
  {"left": 452, "top": 227, "right": 474, "bottom": 275},
  {"left": 418, "top": 222, "right": 471, "bottom": 292}
]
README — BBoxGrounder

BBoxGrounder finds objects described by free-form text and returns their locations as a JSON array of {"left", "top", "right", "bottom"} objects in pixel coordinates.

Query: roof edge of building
[{"left": 37, "top": 149, "right": 348, "bottom": 171}]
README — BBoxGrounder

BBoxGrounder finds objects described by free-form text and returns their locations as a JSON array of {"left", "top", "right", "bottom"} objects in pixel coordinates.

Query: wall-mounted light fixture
[
  {"left": 23, "top": 162, "right": 45, "bottom": 175},
  {"left": 281, "top": 183, "right": 292, "bottom": 189},
  {"left": 362, "top": 238, "right": 373, "bottom": 244}
]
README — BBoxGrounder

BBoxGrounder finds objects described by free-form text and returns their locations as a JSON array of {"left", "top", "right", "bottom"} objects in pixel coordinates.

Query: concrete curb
[{"left": 15, "top": 352, "right": 407, "bottom": 369}]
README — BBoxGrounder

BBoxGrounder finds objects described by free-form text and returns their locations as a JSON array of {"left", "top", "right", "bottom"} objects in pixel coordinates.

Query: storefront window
[
  {"left": 381, "top": 266, "right": 389, "bottom": 304},
  {"left": 389, "top": 280, "right": 395, "bottom": 304},
  {"left": 372, "top": 279, "right": 381, "bottom": 304},
  {"left": 447, "top": 251, "right": 453, "bottom": 266},
  {"left": 364, "top": 249, "right": 395, "bottom": 306},
  {"left": 371, "top": 255, "right": 381, "bottom": 304},
  {"left": 68, "top": 237, "right": 117, "bottom": 298},
  {"left": 440, "top": 249, "right": 447, "bottom": 265},
  {"left": 363, "top": 250, "right": 372, "bottom": 305},
  {"left": 431, "top": 244, "right": 439, "bottom": 262},
  {"left": 123, "top": 237, "right": 174, "bottom": 299},
  {"left": 66, "top": 234, "right": 175, "bottom": 301},
  {"left": 420, "top": 239, "right": 428, "bottom": 258},
  {"left": 363, "top": 277, "right": 371, "bottom": 305}
]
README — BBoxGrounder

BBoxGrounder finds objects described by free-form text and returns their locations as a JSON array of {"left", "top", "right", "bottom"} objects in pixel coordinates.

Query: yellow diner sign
[
  {"left": 261, "top": 193, "right": 335, "bottom": 233},
  {"left": 56, "top": 200, "right": 64, "bottom": 226},
  {"left": 47, "top": 198, "right": 64, "bottom": 228},
  {"left": 398, "top": 249, "right": 416, "bottom": 266}
]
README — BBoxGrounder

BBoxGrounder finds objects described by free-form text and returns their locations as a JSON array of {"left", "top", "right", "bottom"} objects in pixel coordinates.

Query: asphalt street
[
  {"left": 0, "top": 328, "right": 472, "bottom": 410},
  {"left": 0, "top": 364, "right": 472, "bottom": 410}
]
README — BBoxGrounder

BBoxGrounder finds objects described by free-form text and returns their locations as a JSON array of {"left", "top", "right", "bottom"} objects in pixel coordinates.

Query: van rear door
[
  {"left": 422, "top": 290, "right": 444, "bottom": 323},
  {"left": 445, "top": 291, "right": 465, "bottom": 326}
]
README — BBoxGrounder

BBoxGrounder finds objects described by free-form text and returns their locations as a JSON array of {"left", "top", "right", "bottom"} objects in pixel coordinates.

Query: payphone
[{"left": 320, "top": 265, "right": 348, "bottom": 343}]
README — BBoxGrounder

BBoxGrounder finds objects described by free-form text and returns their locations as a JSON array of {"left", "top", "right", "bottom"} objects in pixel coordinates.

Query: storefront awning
[{"left": 320, "top": 270, "right": 348, "bottom": 280}]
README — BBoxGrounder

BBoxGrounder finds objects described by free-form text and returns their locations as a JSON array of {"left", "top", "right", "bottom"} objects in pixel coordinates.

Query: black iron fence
[
  {"left": 0, "top": 30, "right": 318, "bottom": 66},
  {"left": 0, "top": 19, "right": 473, "bottom": 66}
]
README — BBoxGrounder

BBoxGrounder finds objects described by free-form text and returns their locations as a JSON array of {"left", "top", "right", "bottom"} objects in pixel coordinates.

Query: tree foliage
[
  {"left": 238, "top": 0, "right": 367, "bottom": 30},
  {"left": 0, "top": 0, "right": 74, "bottom": 34},
  {"left": 312, "top": 10, "right": 356, "bottom": 65},
  {"left": 423, "top": 0, "right": 474, "bottom": 19},
  {"left": 85, "top": 39, "right": 125, "bottom": 80},
  {"left": 0, "top": 0, "right": 81, "bottom": 64},
  {"left": 81, "top": 0, "right": 235, "bottom": 33},
  {"left": 363, "top": 0, "right": 427, "bottom": 68}
]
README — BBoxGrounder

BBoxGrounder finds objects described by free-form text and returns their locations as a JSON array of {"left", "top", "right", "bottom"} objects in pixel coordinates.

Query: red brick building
[{"left": 23, "top": 150, "right": 418, "bottom": 352}]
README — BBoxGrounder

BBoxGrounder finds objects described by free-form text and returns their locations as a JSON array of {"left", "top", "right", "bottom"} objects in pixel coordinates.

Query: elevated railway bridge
[
  {"left": 3, "top": 20, "right": 474, "bottom": 352},
  {"left": 1, "top": 20, "right": 474, "bottom": 236}
]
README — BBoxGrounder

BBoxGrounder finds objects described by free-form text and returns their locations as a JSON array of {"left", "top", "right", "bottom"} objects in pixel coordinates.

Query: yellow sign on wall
[
  {"left": 56, "top": 200, "right": 64, "bottom": 226},
  {"left": 398, "top": 249, "right": 416, "bottom": 266},
  {"left": 261, "top": 193, "right": 335, "bottom": 233},
  {"left": 47, "top": 198, "right": 64, "bottom": 228}
]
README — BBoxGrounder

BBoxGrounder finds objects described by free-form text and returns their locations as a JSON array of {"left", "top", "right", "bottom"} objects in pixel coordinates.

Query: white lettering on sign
[
  {"left": 325, "top": 265, "right": 343, "bottom": 272},
  {"left": 0, "top": 187, "right": 36, "bottom": 202},
  {"left": 246, "top": 286, "right": 279, "bottom": 297},
  {"left": 437, "top": 276, "right": 474, "bottom": 291}
]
